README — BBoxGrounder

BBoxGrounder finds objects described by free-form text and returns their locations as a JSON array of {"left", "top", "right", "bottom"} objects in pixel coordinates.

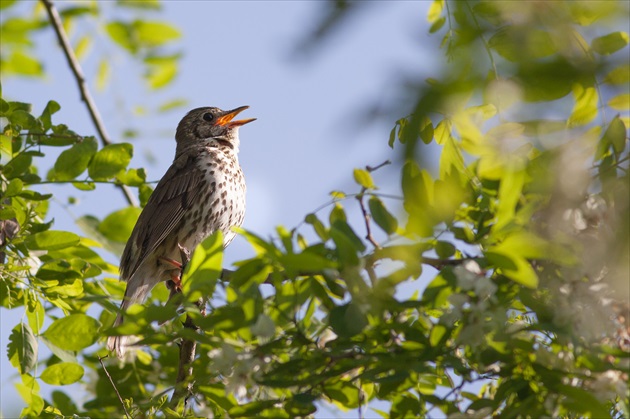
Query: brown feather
[{"left": 119, "top": 152, "right": 204, "bottom": 281}]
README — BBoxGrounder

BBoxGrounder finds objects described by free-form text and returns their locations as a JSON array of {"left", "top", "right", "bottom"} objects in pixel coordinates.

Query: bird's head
[{"left": 175, "top": 106, "right": 256, "bottom": 154}]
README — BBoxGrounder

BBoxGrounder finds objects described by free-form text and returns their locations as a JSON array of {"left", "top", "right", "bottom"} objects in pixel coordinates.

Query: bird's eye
[{"left": 202, "top": 112, "right": 214, "bottom": 122}]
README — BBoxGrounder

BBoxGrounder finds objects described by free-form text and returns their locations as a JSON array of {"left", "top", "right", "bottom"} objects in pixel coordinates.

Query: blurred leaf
[
  {"left": 88, "top": 143, "right": 133, "bottom": 180},
  {"left": 40, "top": 363, "right": 84, "bottom": 385},
  {"left": 146, "top": 60, "right": 177, "bottom": 89},
  {"left": 596, "top": 116, "right": 627, "bottom": 159},
  {"left": 603, "top": 64, "right": 630, "bottom": 85},
  {"left": 353, "top": 168, "right": 375, "bottom": 189},
  {"left": 97, "top": 207, "right": 142, "bottom": 243},
  {"left": 134, "top": 20, "right": 181, "bottom": 47},
  {"left": 52, "top": 137, "right": 97, "bottom": 181},
  {"left": 104, "top": 21, "right": 136, "bottom": 53},
  {"left": 591, "top": 31, "right": 629, "bottom": 55},
  {"left": 74, "top": 35, "right": 92, "bottom": 60},
  {"left": 427, "top": 0, "right": 445, "bottom": 23},
  {"left": 25, "top": 230, "right": 80, "bottom": 251},
  {"left": 567, "top": 83, "right": 598, "bottom": 127},
  {"left": 96, "top": 59, "right": 110, "bottom": 91},
  {"left": 2, "top": 51, "right": 43, "bottom": 77},
  {"left": 329, "top": 302, "right": 367, "bottom": 337},
  {"left": 608, "top": 93, "right": 629, "bottom": 110},
  {"left": 158, "top": 98, "right": 187, "bottom": 112},
  {"left": 368, "top": 196, "right": 398, "bottom": 235},
  {"left": 43, "top": 314, "right": 100, "bottom": 351},
  {"left": 7, "top": 323, "right": 37, "bottom": 374}
]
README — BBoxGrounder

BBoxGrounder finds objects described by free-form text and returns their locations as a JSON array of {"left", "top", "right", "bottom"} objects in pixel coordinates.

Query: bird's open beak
[{"left": 216, "top": 106, "right": 256, "bottom": 127}]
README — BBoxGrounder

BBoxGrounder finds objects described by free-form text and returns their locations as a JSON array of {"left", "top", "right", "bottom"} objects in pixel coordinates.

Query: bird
[{"left": 107, "top": 106, "right": 255, "bottom": 358}]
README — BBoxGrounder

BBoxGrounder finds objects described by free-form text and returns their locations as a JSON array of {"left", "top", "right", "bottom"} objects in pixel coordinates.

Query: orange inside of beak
[{"left": 216, "top": 108, "right": 256, "bottom": 127}]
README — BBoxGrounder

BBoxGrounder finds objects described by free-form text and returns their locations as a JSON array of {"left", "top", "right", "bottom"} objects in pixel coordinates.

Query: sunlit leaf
[
  {"left": 591, "top": 31, "right": 629, "bottom": 55},
  {"left": 88, "top": 143, "right": 133, "bottom": 180},
  {"left": 25, "top": 230, "right": 80, "bottom": 251},
  {"left": 40, "top": 363, "right": 84, "bottom": 385},
  {"left": 353, "top": 168, "right": 375, "bottom": 189},
  {"left": 608, "top": 93, "right": 629, "bottom": 110},
  {"left": 52, "top": 137, "right": 97, "bottom": 181},
  {"left": 43, "top": 314, "right": 100, "bottom": 351}
]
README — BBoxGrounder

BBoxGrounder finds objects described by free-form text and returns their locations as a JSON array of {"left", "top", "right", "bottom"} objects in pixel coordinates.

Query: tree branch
[{"left": 40, "top": 0, "right": 137, "bottom": 207}]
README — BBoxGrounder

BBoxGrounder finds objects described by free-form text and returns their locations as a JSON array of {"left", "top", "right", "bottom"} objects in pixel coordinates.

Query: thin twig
[
  {"left": 40, "top": 0, "right": 137, "bottom": 207},
  {"left": 98, "top": 355, "right": 132, "bottom": 419}
]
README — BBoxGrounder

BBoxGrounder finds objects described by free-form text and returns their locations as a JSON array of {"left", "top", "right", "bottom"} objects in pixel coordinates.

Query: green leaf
[
  {"left": 329, "top": 302, "right": 367, "bottom": 337},
  {"left": 591, "top": 31, "right": 629, "bottom": 55},
  {"left": 485, "top": 251, "right": 538, "bottom": 288},
  {"left": 43, "top": 314, "right": 100, "bottom": 351},
  {"left": 2, "top": 51, "right": 43, "bottom": 77},
  {"left": 104, "top": 21, "right": 136, "bottom": 53},
  {"left": 368, "top": 196, "right": 398, "bottom": 234},
  {"left": 182, "top": 231, "right": 223, "bottom": 302},
  {"left": 597, "top": 116, "right": 627, "bottom": 159},
  {"left": 24, "top": 230, "right": 80, "bottom": 251},
  {"left": 5, "top": 177, "right": 23, "bottom": 197},
  {"left": 40, "top": 362, "right": 84, "bottom": 385},
  {"left": 9, "top": 109, "right": 38, "bottom": 129},
  {"left": 567, "top": 83, "right": 598, "bottom": 127},
  {"left": 435, "top": 241, "right": 456, "bottom": 259},
  {"left": 158, "top": 98, "right": 187, "bottom": 112},
  {"left": 116, "top": 168, "right": 146, "bottom": 186},
  {"left": 146, "top": 60, "right": 177, "bottom": 89},
  {"left": 134, "top": 20, "right": 181, "bottom": 47},
  {"left": 427, "top": 0, "right": 444, "bottom": 23},
  {"left": 305, "top": 213, "right": 329, "bottom": 241},
  {"left": 7, "top": 323, "right": 38, "bottom": 374},
  {"left": 494, "top": 169, "right": 525, "bottom": 232},
  {"left": 97, "top": 206, "right": 142, "bottom": 243},
  {"left": 39, "top": 100, "right": 61, "bottom": 130},
  {"left": 88, "top": 143, "right": 133, "bottom": 180},
  {"left": 608, "top": 93, "right": 629, "bottom": 111},
  {"left": 96, "top": 58, "right": 110, "bottom": 91},
  {"left": 353, "top": 168, "right": 375, "bottom": 189},
  {"left": 279, "top": 252, "right": 336, "bottom": 274},
  {"left": 603, "top": 64, "right": 630, "bottom": 85},
  {"left": 53, "top": 137, "right": 98, "bottom": 181}
]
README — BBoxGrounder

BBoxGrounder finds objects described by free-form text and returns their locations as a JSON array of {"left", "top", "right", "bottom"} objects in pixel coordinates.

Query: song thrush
[{"left": 107, "top": 106, "right": 255, "bottom": 358}]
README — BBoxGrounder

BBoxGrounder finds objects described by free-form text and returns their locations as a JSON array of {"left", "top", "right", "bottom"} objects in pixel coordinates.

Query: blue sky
[{"left": 1, "top": 2, "right": 436, "bottom": 417}]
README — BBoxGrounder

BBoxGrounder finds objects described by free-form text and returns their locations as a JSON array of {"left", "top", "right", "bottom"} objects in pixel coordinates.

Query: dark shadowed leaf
[{"left": 7, "top": 323, "right": 37, "bottom": 374}]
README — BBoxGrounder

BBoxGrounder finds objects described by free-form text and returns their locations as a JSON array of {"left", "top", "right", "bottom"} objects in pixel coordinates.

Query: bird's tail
[{"left": 107, "top": 278, "right": 152, "bottom": 358}]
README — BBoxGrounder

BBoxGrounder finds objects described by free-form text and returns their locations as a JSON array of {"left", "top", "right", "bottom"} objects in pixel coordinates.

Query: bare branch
[
  {"left": 98, "top": 355, "right": 132, "bottom": 419},
  {"left": 40, "top": 0, "right": 137, "bottom": 207}
]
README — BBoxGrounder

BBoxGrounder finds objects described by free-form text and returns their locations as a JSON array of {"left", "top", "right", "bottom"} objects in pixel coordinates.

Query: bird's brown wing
[{"left": 119, "top": 152, "right": 203, "bottom": 281}]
